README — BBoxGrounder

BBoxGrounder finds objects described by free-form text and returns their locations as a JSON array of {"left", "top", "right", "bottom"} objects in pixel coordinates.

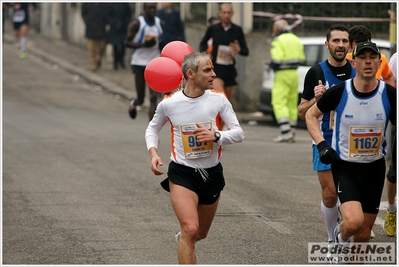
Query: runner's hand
[
  {"left": 144, "top": 39, "right": 156, "bottom": 47},
  {"left": 193, "top": 123, "right": 213, "bottom": 143},
  {"left": 317, "top": 141, "right": 340, "bottom": 164},
  {"left": 150, "top": 155, "right": 164, "bottom": 175}
]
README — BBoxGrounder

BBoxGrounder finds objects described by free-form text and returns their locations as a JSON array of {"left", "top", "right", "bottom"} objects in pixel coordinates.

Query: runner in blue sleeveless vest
[
  {"left": 298, "top": 24, "right": 355, "bottom": 261},
  {"left": 125, "top": 3, "right": 164, "bottom": 121}
]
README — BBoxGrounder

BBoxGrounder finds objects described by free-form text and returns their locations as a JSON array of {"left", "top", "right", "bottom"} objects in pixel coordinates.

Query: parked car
[{"left": 258, "top": 37, "right": 391, "bottom": 124}]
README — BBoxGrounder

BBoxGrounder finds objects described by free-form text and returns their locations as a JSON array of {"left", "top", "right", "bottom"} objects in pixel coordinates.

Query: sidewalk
[
  {"left": 2, "top": 22, "right": 272, "bottom": 123},
  {"left": 3, "top": 21, "right": 135, "bottom": 102}
]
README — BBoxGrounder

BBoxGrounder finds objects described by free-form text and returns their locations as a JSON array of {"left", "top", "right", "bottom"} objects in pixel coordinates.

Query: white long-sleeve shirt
[{"left": 145, "top": 89, "right": 244, "bottom": 169}]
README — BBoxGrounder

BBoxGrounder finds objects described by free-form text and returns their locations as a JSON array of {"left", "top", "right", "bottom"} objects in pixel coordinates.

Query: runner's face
[
  {"left": 326, "top": 30, "right": 350, "bottom": 63},
  {"left": 194, "top": 57, "right": 216, "bottom": 90},
  {"left": 352, "top": 50, "right": 381, "bottom": 80},
  {"left": 219, "top": 5, "right": 233, "bottom": 24},
  {"left": 144, "top": 4, "right": 157, "bottom": 17}
]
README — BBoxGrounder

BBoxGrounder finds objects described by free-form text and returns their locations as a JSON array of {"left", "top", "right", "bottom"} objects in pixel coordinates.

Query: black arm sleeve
[
  {"left": 237, "top": 26, "right": 249, "bottom": 56},
  {"left": 316, "top": 83, "right": 345, "bottom": 113},
  {"left": 302, "top": 65, "right": 325, "bottom": 101},
  {"left": 199, "top": 26, "right": 212, "bottom": 52}
]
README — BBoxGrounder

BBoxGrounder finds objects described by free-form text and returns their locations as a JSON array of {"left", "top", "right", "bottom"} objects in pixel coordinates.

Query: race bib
[
  {"left": 348, "top": 126, "right": 382, "bottom": 160},
  {"left": 180, "top": 122, "right": 214, "bottom": 159},
  {"left": 13, "top": 10, "right": 26, "bottom": 23},
  {"left": 216, "top": 45, "right": 234, "bottom": 65}
]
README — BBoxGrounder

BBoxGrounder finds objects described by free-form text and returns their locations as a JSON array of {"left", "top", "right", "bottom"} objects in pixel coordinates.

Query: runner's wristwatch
[{"left": 214, "top": 131, "right": 221, "bottom": 143}]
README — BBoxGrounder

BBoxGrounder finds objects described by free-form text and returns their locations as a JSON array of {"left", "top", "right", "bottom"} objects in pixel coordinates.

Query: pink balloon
[
  {"left": 161, "top": 41, "right": 194, "bottom": 66},
  {"left": 144, "top": 57, "right": 183, "bottom": 93}
]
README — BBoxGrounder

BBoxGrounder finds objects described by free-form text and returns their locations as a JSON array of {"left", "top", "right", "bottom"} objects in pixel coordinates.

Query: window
[{"left": 189, "top": 3, "right": 206, "bottom": 23}]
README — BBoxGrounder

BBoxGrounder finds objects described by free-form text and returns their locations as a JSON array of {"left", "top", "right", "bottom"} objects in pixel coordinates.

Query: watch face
[{"left": 214, "top": 132, "right": 221, "bottom": 142}]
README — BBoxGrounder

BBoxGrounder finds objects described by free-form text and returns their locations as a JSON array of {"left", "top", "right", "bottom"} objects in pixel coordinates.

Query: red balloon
[
  {"left": 144, "top": 57, "right": 183, "bottom": 93},
  {"left": 161, "top": 41, "right": 194, "bottom": 66}
]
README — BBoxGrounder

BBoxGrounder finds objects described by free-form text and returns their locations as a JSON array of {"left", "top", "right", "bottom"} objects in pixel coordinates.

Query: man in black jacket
[
  {"left": 199, "top": 3, "right": 249, "bottom": 101},
  {"left": 81, "top": 3, "right": 108, "bottom": 72},
  {"left": 156, "top": 2, "right": 185, "bottom": 51},
  {"left": 106, "top": 3, "right": 132, "bottom": 70}
]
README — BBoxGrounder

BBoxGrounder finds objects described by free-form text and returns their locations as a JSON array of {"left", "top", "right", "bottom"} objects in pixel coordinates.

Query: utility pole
[
  {"left": 389, "top": 2, "right": 396, "bottom": 54},
  {"left": 238, "top": 2, "right": 245, "bottom": 111}
]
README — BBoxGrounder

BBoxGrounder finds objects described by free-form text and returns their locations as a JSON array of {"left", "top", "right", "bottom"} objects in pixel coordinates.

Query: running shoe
[
  {"left": 175, "top": 230, "right": 181, "bottom": 244},
  {"left": 331, "top": 220, "right": 353, "bottom": 264},
  {"left": 272, "top": 132, "right": 294, "bottom": 143},
  {"left": 325, "top": 240, "right": 334, "bottom": 263},
  {"left": 332, "top": 221, "right": 341, "bottom": 247},
  {"left": 330, "top": 221, "right": 342, "bottom": 265},
  {"left": 128, "top": 98, "right": 137, "bottom": 119},
  {"left": 19, "top": 52, "right": 27, "bottom": 59},
  {"left": 384, "top": 210, "right": 397, "bottom": 237},
  {"left": 370, "top": 229, "right": 375, "bottom": 239}
]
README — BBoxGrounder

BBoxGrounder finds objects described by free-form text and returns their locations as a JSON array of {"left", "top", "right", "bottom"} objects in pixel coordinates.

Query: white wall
[{"left": 66, "top": 3, "right": 86, "bottom": 46}]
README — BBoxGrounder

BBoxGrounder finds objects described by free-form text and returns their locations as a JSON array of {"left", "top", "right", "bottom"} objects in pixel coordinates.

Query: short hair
[
  {"left": 182, "top": 53, "right": 209, "bottom": 80},
  {"left": 274, "top": 19, "right": 290, "bottom": 32},
  {"left": 326, "top": 24, "right": 349, "bottom": 41},
  {"left": 219, "top": 3, "right": 233, "bottom": 12},
  {"left": 143, "top": 3, "right": 156, "bottom": 9},
  {"left": 349, "top": 25, "right": 372, "bottom": 46}
]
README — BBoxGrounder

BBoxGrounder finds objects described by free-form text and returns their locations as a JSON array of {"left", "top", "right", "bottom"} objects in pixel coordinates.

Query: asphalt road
[{"left": 2, "top": 40, "right": 396, "bottom": 265}]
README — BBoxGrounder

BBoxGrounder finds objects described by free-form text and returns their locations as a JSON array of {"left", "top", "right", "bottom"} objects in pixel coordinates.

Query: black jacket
[
  {"left": 106, "top": 3, "right": 131, "bottom": 45},
  {"left": 156, "top": 7, "right": 185, "bottom": 50},
  {"left": 199, "top": 22, "right": 249, "bottom": 66},
  {"left": 81, "top": 3, "right": 108, "bottom": 39}
]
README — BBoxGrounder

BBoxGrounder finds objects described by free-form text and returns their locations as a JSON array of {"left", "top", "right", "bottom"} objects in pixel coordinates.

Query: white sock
[
  {"left": 388, "top": 203, "right": 397, "bottom": 213},
  {"left": 321, "top": 200, "right": 339, "bottom": 241},
  {"left": 20, "top": 36, "right": 27, "bottom": 52}
]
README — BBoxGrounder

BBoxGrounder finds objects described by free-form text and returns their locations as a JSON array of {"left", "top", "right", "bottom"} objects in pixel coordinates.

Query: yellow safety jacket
[{"left": 270, "top": 31, "right": 305, "bottom": 71}]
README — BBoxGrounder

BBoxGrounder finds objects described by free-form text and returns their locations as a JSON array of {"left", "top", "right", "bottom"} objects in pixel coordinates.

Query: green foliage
[{"left": 190, "top": 3, "right": 207, "bottom": 23}]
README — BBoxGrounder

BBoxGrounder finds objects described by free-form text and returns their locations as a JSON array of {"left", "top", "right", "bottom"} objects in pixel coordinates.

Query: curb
[{"left": 3, "top": 34, "right": 132, "bottom": 101}]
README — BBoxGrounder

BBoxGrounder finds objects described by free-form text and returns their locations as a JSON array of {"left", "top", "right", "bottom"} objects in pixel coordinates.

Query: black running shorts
[
  {"left": 332, "top": 158, "right": 385, "bottom": 214},
  {"left": 131, "top": 65, "right": 145, "bottom": 74},
  {"left": 214, "top": 64, "right": 237, "bottom": 87},
  {"left": 161, "top": 161, "right": 225, "bottom": 205}
]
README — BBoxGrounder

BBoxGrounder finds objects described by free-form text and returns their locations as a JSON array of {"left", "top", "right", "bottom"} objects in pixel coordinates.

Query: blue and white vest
[
  {"left": 318, "top": 60, "right": 356, "bottom": 144},
  {"left": 332, "top": 79, "right": 391, "bottom": 162},
  {"left": 131, "top": 16, "right": 163, "bottom": 66}
]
